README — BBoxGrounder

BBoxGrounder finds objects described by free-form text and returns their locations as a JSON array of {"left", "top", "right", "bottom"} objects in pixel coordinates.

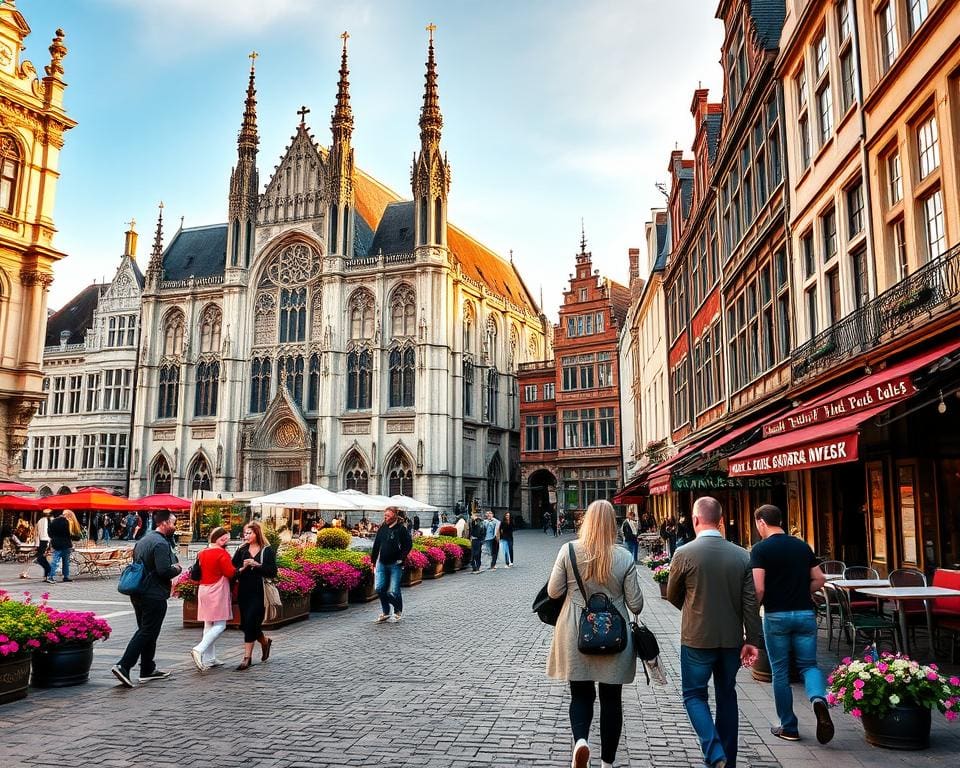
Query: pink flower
[
  {"left": 851, "top": 708, "right": 862, "bottom": 718},
  {"left": 40, "top": 592, "right": 50, "bottom": 600},
  {"left": 885, "top": 674, "right": 895, "bottom": 683},
  {"left": 826, "top": 692, "right": 837, "bottom": 705},
  {"left": 877, "top": 662, "right": 888, "bottom": 673},
  {"left": 853, "top": 689, "right": 864, "bottom": 700},
  {"left": 927, "top": 671, "right": 939, "bottom": 681},
  {"left": 853, "top": 679, "right": 865, "bottom": 689},
  {"left": 842, "top": 657, "right": 852, "bottom": 664},
  {"left": 946, "top": 711, "right": 958, "bottom": 722},
  {"left": 950, "top": 677, "right": 960, "bottom": 686},
  {"left": 25, "top": 639, "right": 40, "bottom": 648}
]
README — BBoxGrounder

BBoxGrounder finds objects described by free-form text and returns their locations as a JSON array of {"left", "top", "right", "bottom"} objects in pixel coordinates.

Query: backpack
[{"left": 567, "top": 543, "right": 627, "bottom": 655}]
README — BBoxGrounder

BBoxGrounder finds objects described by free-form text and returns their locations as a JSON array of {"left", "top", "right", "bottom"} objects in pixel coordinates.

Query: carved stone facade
[{"left": 0, "top": 3, "right": 75, "bottom": 478}]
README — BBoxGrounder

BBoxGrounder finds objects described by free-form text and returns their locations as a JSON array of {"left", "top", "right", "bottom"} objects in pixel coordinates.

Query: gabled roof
[
  {"left": 162, "top": 224, "right": 229, "bottom": 281},
  {"left": 607, "top": 279, "right": 631, "bottom": 329},
  {"left": 367, "top": 201, "right": 415, "bottom": 256},
  {"left": 130, "top": 258, "right": 145, "bottom": 289},
  {"left": 45, "top": 283, "right": 103, "bottom": 346},
  {"left": 750, "top": 0, "right": 786, "bottom": 50}
]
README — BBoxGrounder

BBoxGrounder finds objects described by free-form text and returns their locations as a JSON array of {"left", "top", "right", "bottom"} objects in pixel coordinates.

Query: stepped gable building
[
  {"left": 20, "top": 224, "right": 143, "bottom": 495},
  {"left": 518, "top": 236, "right": 629, "bottom": 528},
  {"left": 129, "top": 31, "right": 546, "bottom": 512},
  {"left": 0, "top": 2, "right": 75, "bottom": 478}
]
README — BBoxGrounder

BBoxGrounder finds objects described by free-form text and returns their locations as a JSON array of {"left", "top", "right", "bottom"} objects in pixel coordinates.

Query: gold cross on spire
[
  {"left": 248, "top": 50, "right": 258, "bottom": 64},
  {"left": 426, "top": 22, "right": 436, "bottom": 41},
  {"left": 127, "top": 217, "right": 136, "bottom": 230},
  {"left": 340, "top": 30, "right": 350, "bottom": 45},
  {"left": 297, "top": 105, "right": 310, "bottom": 124}
]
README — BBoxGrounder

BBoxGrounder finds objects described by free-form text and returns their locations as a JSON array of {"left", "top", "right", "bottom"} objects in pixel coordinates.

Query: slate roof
[
  {"left": 367, "top": 201, "right": 415, "bottom": 256},
  {"left": 45, "top": 283, "right": 103, "bottom": 346},
  {"left": 653, "top": 223, "right": 669, "bottom": 272},
  {"left": 750, "top": 0, "right": 786, "bottom": 50},
  {"left": 679, "top": 169, "right": 694, "bottom": 220},
  {"left": 706, "top": 113, "right": 723, "bottom": 163},
  {"left": 162, "top": 224, "right": 229, "bottom": 281}
]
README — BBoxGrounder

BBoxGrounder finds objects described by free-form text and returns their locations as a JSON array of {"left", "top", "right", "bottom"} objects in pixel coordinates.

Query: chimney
[
  {"left": 628, "top": 247, "right": 640, "bottom": 287},
  {"left": 123, "top": 219, "right": 138, "bottom": 259}
]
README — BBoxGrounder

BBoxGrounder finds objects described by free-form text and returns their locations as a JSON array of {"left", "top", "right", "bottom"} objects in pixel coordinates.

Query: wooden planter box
[
  {"left": 0, "top": 652, "right": 31, "bottom": 705},
  {"left": 349, "top": 577, "right": 378, "bottom": 603},
  {"left": 402, "top": 567, "right": 422, "bottom": 587},
  {"left": 423, "top": 561, "right": 445, "bottom": 579},
  {"left": 182, "top": 598, "right": 240, "bottom": 629},
  {"left": 310, "top": 587, "right": 349, "bottom": 612},
  {"left": 182, "top": 596, "right": 308, "bottom": 628},
  {"left": 443, "top": 556, "right": 462, "bottom": 574}
]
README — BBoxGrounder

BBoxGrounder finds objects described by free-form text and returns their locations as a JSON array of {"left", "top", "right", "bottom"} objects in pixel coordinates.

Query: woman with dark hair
[
  {"left": 232, "top": 521, "right": 277, "bottom": 670},
  {"left": 190, "top": 526, "right": 235, "bottom": 671},
  {"left": 499, "top": 511, "right": 515, "bottom": 567},
  {"left": 546, "top": 499, "right": 644, "bottom": 768}
]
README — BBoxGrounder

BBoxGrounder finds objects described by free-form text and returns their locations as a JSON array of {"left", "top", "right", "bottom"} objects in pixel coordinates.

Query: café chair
[
  {"left": 820, "top": 560, "right": 845, "bottom": 576},
  {"left": 931, "top": 568, "right": 960, "bottom": 662},
  {"left": 833, "top": 581, "right": 900, "bottom": 658}
]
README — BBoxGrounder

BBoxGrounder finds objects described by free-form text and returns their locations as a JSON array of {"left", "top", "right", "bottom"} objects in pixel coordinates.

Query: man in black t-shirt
[{"left": 750, "top": 504, "right": 834, "bottom": 746}]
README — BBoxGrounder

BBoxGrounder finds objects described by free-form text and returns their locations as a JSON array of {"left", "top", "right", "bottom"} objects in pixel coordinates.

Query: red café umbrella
[
  {"left": 0, "top": 480, "right": 35, "bottom": 493},
  {"left": 136, "top": 493, "right": 192, "bottom": 511},
  {"left": 40, "top": 487, "right": 135, "bottom": 511},
  {"left": 0, "top": 495, "right": 41, "bottom": 511}
]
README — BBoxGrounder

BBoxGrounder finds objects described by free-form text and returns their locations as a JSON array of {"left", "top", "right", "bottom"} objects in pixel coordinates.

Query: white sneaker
[
  {"left": 190, "top": 648, "right": 207, "bottom": 672},
  {"left": 374, "top": 613, "right": 391, "bottom": 624},
  {"left": 572, "top": 738, "right": 590, "bottom": 768},
  {"left": 392, "top": 612, "right": 403, "bottom": 623},
  {"left": 208, "top": 659, "right": 225, "bottom": 668}
]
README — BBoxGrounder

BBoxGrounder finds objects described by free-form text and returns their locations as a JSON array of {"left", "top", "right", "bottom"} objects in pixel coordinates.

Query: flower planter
[
  {"left": 657, "top": 581, "right": 668, "bottom": 599},
  {"left": 30, "top": 641, "right": 94, "bottom": 688},
  {"left": 861, "top": 703, "right": 931, "bottom": 750},
  {"left": 402, "top": 567, "right": 422, "bottom": 587},
  {"left": 423, "top": 561, "right": 445, "bottom": 579},
  {"left": 177, "top": 532, "right": 193, "bottom": 545},
  {"left": 264, "top": 595, "right": 310, "bottom": 628},
  {"left": 349, "top": 577, "right": 378, "bottom": 604},
  {"left": 0, "top": 652, "right": 32, "bottom": 705},
  {"left": 443, "top": 556, "right": 462, "bottom": 574},
  {"left": 311, "top": 587, "right": 349, "bottom": 612}
]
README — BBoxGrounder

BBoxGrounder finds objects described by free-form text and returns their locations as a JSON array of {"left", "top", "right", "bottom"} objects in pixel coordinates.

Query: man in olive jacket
[
  {"left": 666, "top": 496, "right": 762, "bottom": 768},
  {"left": 112, "top": 511, "right": 182, "bottom": 687}
]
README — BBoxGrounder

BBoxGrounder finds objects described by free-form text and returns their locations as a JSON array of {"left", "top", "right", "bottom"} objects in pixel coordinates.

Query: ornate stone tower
[
  {"left": 411, "top": 24, "right": 450, "bottom": 254},
  {"left": 225, "top": 52, "right": 260, "bottom": 271},
  {"left": 0, "top": 2, "right": 75, "bottom": 477},
  {"left": 326, "top": 32, "right": 355, "bottom": 259}
]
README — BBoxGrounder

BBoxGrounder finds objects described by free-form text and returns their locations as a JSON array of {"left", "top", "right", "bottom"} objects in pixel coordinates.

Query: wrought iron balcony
[{"left": 791, "top": 243, "right": 960, "bottom": 383}]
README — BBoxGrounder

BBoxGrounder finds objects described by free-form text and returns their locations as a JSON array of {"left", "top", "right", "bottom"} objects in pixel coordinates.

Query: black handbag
[
  {"left": 569, "top": 543, "right": 627, "bottom": 655},
  {"left": 532, "top": 582, "right": 565, "bottom": 625},
  {"left": 630, "top": 618, "right": 660, "bottom": 661}
]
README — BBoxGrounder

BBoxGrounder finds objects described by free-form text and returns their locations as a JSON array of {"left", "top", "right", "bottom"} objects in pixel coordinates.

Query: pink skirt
[{"left": 197, "top": 576, "right": 234, "bottom": 622}]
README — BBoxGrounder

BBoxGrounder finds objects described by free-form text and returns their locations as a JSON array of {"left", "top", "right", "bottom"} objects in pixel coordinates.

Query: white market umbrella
[
  {"left": 337, "top": 489, "right": 394, "bottom": 511},
  {"left": 389, "top": 494, "right": 440, "bottom": 513},
  {"left": 249, "top": 484, "right": 361, "bottom": 511}
]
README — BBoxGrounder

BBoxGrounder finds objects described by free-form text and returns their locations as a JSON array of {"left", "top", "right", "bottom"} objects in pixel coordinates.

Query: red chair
[{"left": 932, "top": 569, "right": 960, "bottom": 661}]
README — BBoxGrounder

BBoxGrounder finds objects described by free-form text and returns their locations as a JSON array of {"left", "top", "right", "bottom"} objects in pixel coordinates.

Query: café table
[
  {"left": 857, "top": 586, "right": 960, "bottom": 659},
  {"left": 71, "top": 546, "right": 133, "bottom": 577},
  {"left": 828, "top": 578, "right": 890, "bottom": 590}
]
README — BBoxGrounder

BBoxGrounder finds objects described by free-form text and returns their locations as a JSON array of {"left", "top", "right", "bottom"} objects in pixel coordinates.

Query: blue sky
[{"left": 22, "top": 0, "right": 723, "bottom": 313}]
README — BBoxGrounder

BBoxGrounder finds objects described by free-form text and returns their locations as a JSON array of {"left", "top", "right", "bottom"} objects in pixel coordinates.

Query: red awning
[
  {"left": 697, "top": 406, "right": 790, "bottom": 455},
  {"left": 763, "top": 337, "right": 960, "bottom": 438},
  {"left": 0, "top": 495, "right": 41, "bottom": 511},
  {"left": 612, "top": 472, "right": 649, "bottom": 504},
  {"left": 728, "top": 401, "right": 892, "bottom": 477},
  {"left": 646, "top": 435, "right": 719, "bottom": 496}
]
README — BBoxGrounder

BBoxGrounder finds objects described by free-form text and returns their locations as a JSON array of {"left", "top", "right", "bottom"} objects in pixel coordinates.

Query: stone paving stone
[{"left": 2, "top": 535, "right": 960, "bottom": 766}]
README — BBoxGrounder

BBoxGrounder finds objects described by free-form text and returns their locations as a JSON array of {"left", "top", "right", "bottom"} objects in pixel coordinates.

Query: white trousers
[{"left": 194, "top": 620, "right": 227, "bottom": 663}]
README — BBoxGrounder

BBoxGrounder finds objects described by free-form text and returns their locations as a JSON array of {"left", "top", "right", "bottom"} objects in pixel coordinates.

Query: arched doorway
[{"left": 528, "top": 468, "right": 557, "bottom": 529}]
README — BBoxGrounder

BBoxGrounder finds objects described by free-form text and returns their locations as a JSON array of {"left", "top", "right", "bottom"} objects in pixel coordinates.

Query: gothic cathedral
[{"left": 129, "top": 32, "right": 547, "bottom": 512}]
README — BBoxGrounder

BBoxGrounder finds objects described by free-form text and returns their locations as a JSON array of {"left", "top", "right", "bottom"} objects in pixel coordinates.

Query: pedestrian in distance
[
  {"left": 469, "top": 509, "right": 485, "bottom": 573},
  {"left": 676, "top": 515, "right": 694, "bottom": 549},
  {"left": 660, "top": 516, "right": 677, "bottom": 556},
  {"left": 666, "top": 496, "right": 761, "bottom": 768},
  {"left": 430, "top": 510, "right": 440, "bottom": 534},
  {"left": 371, "top": 505, "right": 413, "bottom": 623},
  {"left": 542, "top": 510, "right": 552, "bottom": 535},
  {"left": 232, "top": 521, "right": 277, "bottom": 670},
  {"left": 621, "top": 510, "right": 639, "bottom": 563},
  {"left": 48, "top": 509, "right": 80, "bottom": 583},
  {"left": 555, "top": 511, "right": 562, "bottom": 537},
  {"left": 112, "top": 511, "right": 183, "bottom": 688},
  {"left": 123, "top": 510, "right": 138, "bottom": 540},
  {"left": 499, "top": 511, "right": 515, "bottom": 567},
  {"left": 89, "top": 511, "right": 101, "bottom": 544},
  {"left": 546, "top": 499, "right": 644, "bottom": 768},
  {"left": 190, "top": 526, "right": 236, "bottom": 672},
  {"left": 23, "top": 508, "right": 51, "bottom": 581},
  {"left": 751, "top": 504, "right": 834, "bottom": 745},
  {"left": 484, "top": 509, "right": 500, "bottom": 569},
  {"left": 102, "top": 512, "right": 113, "bottom": 542},
  {"left": 412, "top": 514, "right": 421, "bottom": 533}
]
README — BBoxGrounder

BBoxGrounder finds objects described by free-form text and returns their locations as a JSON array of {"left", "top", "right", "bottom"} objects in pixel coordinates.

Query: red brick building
[{"left": 518, "top": 241, "right": 630, "bottom": 527}]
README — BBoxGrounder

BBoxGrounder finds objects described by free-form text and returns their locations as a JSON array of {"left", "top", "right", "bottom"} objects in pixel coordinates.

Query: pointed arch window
[
  {"left": 308, "top": 353, "right": 321, "bottom": 411},
  {"left": 419, "top": 198, "right": 428, "bottom": 245},
  {"left": 347, "top": 349, "right": 372, "bottom": 410},
  {"left": 277, "top": 355, "right": 305, "bottom": 406},
  {"left": 485, "top": 319, "right": 498, "bottom": 364},
  {"left": 163, "top": 311, "right": 185, "bottom": 357},
  {"left": 387, "top": 454, "right": 414, "bottom": 496},
  {"left": 329, "top": 204, "right": 339, "bottom": 255},
  {"left": 153, "top": 459, "right": 172, "bottom": 495},
  {"left": 279, "top": 287, "right": 307, "bottom": 343},
  {"left": 344, "top": 455, "right": 369, "bottom": 493},
  {"left": 390, "top": 286, "right": 416, "bottom": 339},
  {"left": 231, "top": 220, "right": 240, "bottom": 266},
  {"left": 0, "top": 136, "right": 20, "bottom": 215},
  {"left": 486, "top": 367, "right": 499, "bottom": 424},
  {"left": 434, "top": 197, "right": 442, "bottom": 244},
  {"left": 349, "top": 291, "right": 374, "bottom": 340},
  {"left": 190, "top": 456, "right": 212, "bottom": 491},
  {"left": 389, "top": 346, "right": 416, "bottom": 408},
  {"left": 199, "top": 307, "right": 222, "bottom": 353},
  {"left": 463, "top": 357, "right": 474, "bottom": 417},
  {"left": 250, "top": 357, "right": 272, "bottom": 413},
  {"left": 486, "top": 455, "right": 502, "bottom": 507},
  {"left": 244, "top": 219, "right": 253, "bottom": 266},
  {"left": 157, "top": 364, "right": 179, "bottom": 419},
  {"left": 194, "top": 360, "right": 219, "bottom": 417}
]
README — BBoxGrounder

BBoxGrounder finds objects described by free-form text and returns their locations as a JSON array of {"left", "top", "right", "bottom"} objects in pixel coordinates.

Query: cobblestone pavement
[{"left": 1, "top": 533, "right": 958, "bottom": 767}]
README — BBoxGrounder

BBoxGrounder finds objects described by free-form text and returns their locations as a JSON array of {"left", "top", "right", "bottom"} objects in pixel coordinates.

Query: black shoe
[
  {"left": 111, "top": 664, "right": 134, "bottom": 688},
  {"left": 813, "top": 698, "right": 835, "bottom": 744},
  {"left": 139, "top": 670, "right": 171, "bottom": 682},
  {"left": 770, "top": 726, "right": 800, "bottom": 741},
  {"left": 62, "top": 578, "right": 73, "bottom": 582}
]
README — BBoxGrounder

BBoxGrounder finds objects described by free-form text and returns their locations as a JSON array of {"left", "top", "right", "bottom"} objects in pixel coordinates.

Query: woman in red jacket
[{"left": 190, "top": 526, "right": 236, "bottom": 671}]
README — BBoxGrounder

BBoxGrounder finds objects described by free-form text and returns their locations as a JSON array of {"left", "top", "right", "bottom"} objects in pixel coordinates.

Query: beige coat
[{"left": 546, "top": 542, "right": 644, "bottom": 684}]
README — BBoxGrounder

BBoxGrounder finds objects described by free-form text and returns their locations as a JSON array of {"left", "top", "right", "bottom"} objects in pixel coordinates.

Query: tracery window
[
  {"left": 190, "top": 456, "right": 212, "bottom": 491},
  {"left": 0, "top": 136, "right": 20, "bottom": 215},
  {"left": 199, "top": 306, "right": 222, "bottom": 353},
  {"left": 387, "top": 454, "right": 414, "bottom": 496},
  {"left": 463, "top": 356, "right": 474, "bottom": 417},
  {"left": 162, "top": 310, "right": 185, "bottom": 357},
  {"left": 250, "top": 357, "right": 272, "bottom": 413},
  {"left": 344, "top": 454, "right": 369, "bottom": 493},
  {"left": 389, "top": 346, "right": 416, "bottom": 408},
  {"left": 279, "top": 287, "right": 307, "bottom": 343},
  {"left": 276, "top": 354, "right": 305, "bottom": 406},
  {"left": 195, "top": 360, "right": 219, "bottom": 417},
  {"left": 390, "top": 284, "right": 416, "bottom": 339},
  {"left": 346, "top": 349, "right": 372, "bottom": 410},
  {"left": 152, "top": 458, "right": 172, "bottom": 494},
  {"left": 307, "top": 353, "right": 320, "bottom": 411},
  {"left": 349, "top": 289, "right": 375, "bottom": 340},
  {"left": 486, "top": 367, "right": 499, "bottom": 423},
  {"left": 157, "top": 364, "right": 179, "bottom": 418}
]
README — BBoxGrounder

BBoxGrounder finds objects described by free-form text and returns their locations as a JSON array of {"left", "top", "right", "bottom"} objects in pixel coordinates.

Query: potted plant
[
  {"left": 32, "top": 605, "right": 111, "bottom": 687},
  {"left": 271, "top": 567, "right": 313, "bottom": 625},
  {"left": 316, "top": 527, "right": 352, "bottom": 550},
  {"left": 303, "top": 560, "right": 363, "bottom": 611},
  {"left": 827, "top": 651, "right": 960, "bottom": 749},
  {"left": 0, "top": 590, "right": 53, "bottom": 705},
  {"left": 439, "top": 542, "right": 463, "bottom": 573},
  {"left": 641, "top": 552, "right": 670, "bottom": 570},
  {"left": 346, "top": 553, "right": 376, "bottom": 604},
  {"left": 651, "top": 564, "right": 670, "bottom": 599},
  {"left": 403, "top": 549, "right": 429, "bottom": 586},
  {"left": 420, "top": 545, "right": 446, "bottom": 579}
]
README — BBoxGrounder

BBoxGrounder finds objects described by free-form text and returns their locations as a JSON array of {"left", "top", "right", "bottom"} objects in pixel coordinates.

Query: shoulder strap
[{"left": 567, "top": 542, "right": 588, "bottom": 600}]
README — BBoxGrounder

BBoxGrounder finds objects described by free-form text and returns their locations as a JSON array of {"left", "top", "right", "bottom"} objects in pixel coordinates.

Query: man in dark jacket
[
  {"left": 112, "top": 511, "right": 182, "bottom": 687},
  {"left": 469, "top": 510, "right": 486, "bottom": 573},
  {"left": 371, "top": 506, "right": 412, "bottom": 624}
]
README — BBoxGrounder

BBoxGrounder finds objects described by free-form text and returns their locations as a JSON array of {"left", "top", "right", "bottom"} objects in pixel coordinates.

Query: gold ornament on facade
[
  {"left": 274, "top": 419, "right": 302, "bottom": 448},
  {"left": 45, "top": 29, "right": 67, "bottom": 77}
]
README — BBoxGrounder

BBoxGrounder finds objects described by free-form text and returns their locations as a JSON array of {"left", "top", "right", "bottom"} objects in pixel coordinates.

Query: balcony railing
[
  {"left": 518, "top": 359, "right": 554, "bottom": 372},
  {"left": 792, "top": 243, "right": 960, "bottom": 383}
]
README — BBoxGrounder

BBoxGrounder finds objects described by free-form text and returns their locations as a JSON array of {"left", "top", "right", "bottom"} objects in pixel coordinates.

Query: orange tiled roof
[
  {"left": 607, "top": 279, "right": 631, "bottom": 329},
  {"left": 354, "top": 168, "right": 403, "bottom": 233}
]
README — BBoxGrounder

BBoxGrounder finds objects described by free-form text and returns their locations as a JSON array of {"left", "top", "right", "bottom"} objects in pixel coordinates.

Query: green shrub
[{"left": 316, "top": 527, "right": 352, "bottom": 550}]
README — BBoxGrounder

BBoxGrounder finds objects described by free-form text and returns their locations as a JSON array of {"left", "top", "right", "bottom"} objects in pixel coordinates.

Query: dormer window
[{"left": 0, "top": 136, "right": 20, "bottom": 215}]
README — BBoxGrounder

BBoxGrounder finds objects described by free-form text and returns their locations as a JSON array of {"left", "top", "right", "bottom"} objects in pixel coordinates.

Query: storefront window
[
  {"left": 897, "top": 464, "right": 919, "bottom": 566},
  {"left": 867, "top": 463, "right": 887, "bottom": 562}
]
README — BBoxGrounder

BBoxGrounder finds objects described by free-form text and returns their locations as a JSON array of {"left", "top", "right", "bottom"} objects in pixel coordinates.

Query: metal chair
[
  {"left": 820, "top": 560, "right": 845, "bottom": 576},
  {"left": 833, "top": 581, "right": 900, "bottom": 657},
  {"left": 817, "top": 583, "right": 842, "bottom": 650},
  {"left": 843, "top": 565, "right": 880, "bottom": 579},
  {"left": 888, "top": 568, "right": 928, "bottom": 650}
]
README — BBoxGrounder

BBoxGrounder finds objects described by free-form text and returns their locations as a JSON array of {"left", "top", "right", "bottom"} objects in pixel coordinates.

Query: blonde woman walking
[
  {"left": 48, "top": 509, "right": 81, "bottom": 583},
  {"left": 547, "top": 500, "right": 644, "bottom": 768},
  {"left": 190, "top": 526, "right": 236, "bottom": 671}
]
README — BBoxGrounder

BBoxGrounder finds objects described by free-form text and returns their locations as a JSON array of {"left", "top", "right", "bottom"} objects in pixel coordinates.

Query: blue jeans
[
  {"left": 49, "top": 547, "right": 71, "bottom": 580},
  {"left": 626, "top": 539, "right": 638, "bottom": 562},
  {"left": 680, "top": 646, "right": 741, "bottom": 768},
  {"left": 471, "top": 539, "right": 483, "bottom": 571},
  {"left": 500, "top": 539, "right": 513, "bottom": 565},
  {"left": 374, "top": 562, "right": 403, "bottom": 616},
  {"left": 763, "top": 610, "right": 826, "bottom": 733}
]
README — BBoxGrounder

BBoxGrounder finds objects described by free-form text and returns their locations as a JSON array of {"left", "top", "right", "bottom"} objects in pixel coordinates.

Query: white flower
[
  {"left": 859, "top": 672, "right": 871, "bottom": 681},
  {"left": 889, "top": 694, "right": 900, "bottom": 705}
]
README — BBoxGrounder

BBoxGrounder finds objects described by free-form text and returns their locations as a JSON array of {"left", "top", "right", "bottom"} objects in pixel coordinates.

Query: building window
[
  {"left": 671, "top": 360, "right": 689, "bottom": 429},
  {"left": 544, "top": 382, "right": 555, "bottom": 400},
  {"left": 524, "top": 384, "right": 537, "bottom": 402},
  {"left": 389, "top": 347, "right": 415, "bottom": 408},
  {"left": 308, "top": 353, "right": 320, "bottom": 411},
  {"left": 922, "top": 188, "right": 946, "bottom": 261},
  {"left": 847, "top": 182, "right": 864, "bottom": 238},
  {"left": 799, "top": 114, "right": 812, "bottom": 168},
  {"left": 68, "top": 376, "right": 82, "bottom": 414},
  {"left": 814, "top": 30, "right": 829, "bottom": 77},
  {"left": 249, "top": 357, "right": 271, "bottom": 413},
  {"left": 277, "top": 355, "right": 305, "bottom": 406},
  {"left": 37, "top": 377, "right": 50, "bottom": 417},
  {"left": 0, "top": 136, "right": 20, "bottom": 214},
  {"left": 191, "top": 459, "right": 212, "bottom": 491},
  {"left": 81, "top": 435, "right": 94, "bottom": 470},
  {"left": 486, "top": 368, "right": 499, "bottom": 423},
  {"left": 776, "top": 249, "right": 792, "bottom": 360},
  {"left": 63, "top": 436, "right": 77, "bottom": 470},
  {"left": 85, "top": 373, "right": 101, "bottom": 412},
  {"left": 816, "top": 83, "right": 834, "bottom": 145},
  {"left": 802, "top": 231, "right": 815, "bottom": 277},
  {"left": 827, "top": 268, "right": 842, "bottom": 325},
  {"left": 524, "top": 415, "right": 541, "bottom": 452},
  {"left": 597, "top": 352, "right": 613, "bottom": 388},
  {"left": 153, "top": 461, "right": 172, "bottom": 494},
  {"left": 346, "top": 349, "right": 372, "bottom": 410},
  {"left": 163, "top": 311, "right": 185, "bottom": 357},
  {"left": 908, "top": 0, "right": 929, "bottom": 34},
  {"left": 344, "top": 456, "right": 368, "bottom": 493},
  {"left": 390, "top": 285, "right": 416, "bottom": 339},
  {"left": 463, "top": 358, "right": 474, "bottom": 417},
  {"left": 879, "top": 2, "right": 899, "bottom": 71},
  {"left": 888, "top": 151, "right": 903, "bottom": 204},
  {"left": 51, "top": 376, "right": 66, "bottom": 415},
  {"left": 387, "top": 455, "right": 413, "bottom": 496},
  {"left": 157, "top": 365, "right": 179, "bottom": 418},
  {"left": 199, "top": 307, "right": 222, "bottom": 353},
  {"left": 852, "top": 247, "right": 869, "bottom": 309},
  {"left": 543, "top": 414, "right": 557, "bottom": 451},
  {"left": 917, "top": 114, "right": 940, "bottom": 179},
  {"left": 839, "top": 47, "right": 855, "bottom": 112},
  {"left": 349, "top": 290, "right": 375, "bottom": 341},
  {"left": 30, "top": 436, "right": 44, "bottom": 470},
  {"left": 822, "top": 208, "right": 838, "bottom": 262},
  {"left": 278, "top": 287, "right": 307, "bottom": 343},
  {"left": 807, "top": 286, "right": 819, "bottom": 337},
  {"left": 563, "top": 409, "right": 579, "bottom": 448},
  {"left": 103, "top": 368, "right": 131, "bottom": 411},
  {"left": 893, "top": 217, "right": 909, "bottom": 279},
  {"left": 195, "top": 360, "right": 219, "bottom": 417}
]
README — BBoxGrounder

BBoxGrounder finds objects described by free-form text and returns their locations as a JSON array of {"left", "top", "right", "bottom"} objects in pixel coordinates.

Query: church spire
[
  {"left": 331, "top": 31, "right": 353, "bottom": 144},
  {"left": 327, "top": 32, "right": 356, "bottom": 259},
  {"left": 419, "top": 23, "right": 443, "bottom": 150},
  {"left": 146, "top": 202, "right": 164, "bottom": 286},
  {"left": 238, "top": 51, "right": 259, "bottom": 157}
]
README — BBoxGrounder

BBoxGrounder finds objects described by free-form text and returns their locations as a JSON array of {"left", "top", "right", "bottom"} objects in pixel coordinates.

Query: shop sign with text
[
  {"left": 671, "top": 473, "right": 780, "bottom": 491},
  {"left": 729, "top": 434, "right": 858, "bottom": 477}
]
